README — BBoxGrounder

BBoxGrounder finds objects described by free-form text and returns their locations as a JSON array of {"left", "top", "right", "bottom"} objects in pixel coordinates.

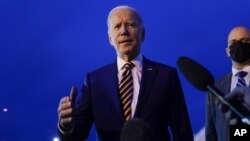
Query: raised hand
[{"left": 58, "top": 86, "right": 77, "bottom": 130}]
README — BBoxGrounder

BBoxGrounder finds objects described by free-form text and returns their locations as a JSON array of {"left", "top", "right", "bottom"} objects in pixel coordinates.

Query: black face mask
[{"left": 229, "top": 41, "right": 250, "bottom": 63}]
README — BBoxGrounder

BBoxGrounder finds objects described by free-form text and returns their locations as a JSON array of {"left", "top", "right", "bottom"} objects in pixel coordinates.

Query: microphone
[{"left": 177, "top": 56, "right": 250, "bottom": 125}]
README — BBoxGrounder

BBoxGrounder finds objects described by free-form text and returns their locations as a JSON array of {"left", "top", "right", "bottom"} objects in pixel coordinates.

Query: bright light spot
[
  {"left": 3, "top": 108, "right": 8, "bottom": 112},
  {"left": 53, "top": 137, "right": 59, "bottom": 141}
]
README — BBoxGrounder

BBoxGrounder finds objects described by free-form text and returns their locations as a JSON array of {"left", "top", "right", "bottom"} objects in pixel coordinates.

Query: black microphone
[{"left": 177, "top": 56, "right": 250, "bottom": 125}]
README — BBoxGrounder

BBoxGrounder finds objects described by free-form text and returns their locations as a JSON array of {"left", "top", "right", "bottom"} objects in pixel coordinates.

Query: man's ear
[
  {"left": 108, "top": 34, "right": 114, "bottom": 46},
  {"left": 226, "top": 47, "right": 230, "bottom": 57}
]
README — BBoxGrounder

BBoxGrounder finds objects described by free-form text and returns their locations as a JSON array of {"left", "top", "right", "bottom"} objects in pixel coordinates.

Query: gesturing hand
[{"left": 58, "top": 86, "right": 77, "bottom": 130}]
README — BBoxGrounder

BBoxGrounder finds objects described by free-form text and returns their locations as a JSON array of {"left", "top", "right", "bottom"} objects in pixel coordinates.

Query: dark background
[{"left": 1, "top": 0, "right": 250, "bottom": 140}]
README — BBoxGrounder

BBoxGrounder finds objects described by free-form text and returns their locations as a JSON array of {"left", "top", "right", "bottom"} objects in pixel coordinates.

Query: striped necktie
[
  {"left": 235, "top": 71, "right": 248, "bottom": 87},
  {"left": 119, "top": 62, "right": 135, "bottom": 122}
]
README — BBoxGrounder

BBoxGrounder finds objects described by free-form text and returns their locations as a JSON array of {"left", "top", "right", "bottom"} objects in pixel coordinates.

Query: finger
[
  {"left": 58, "top": 108, "right": 73, "bottom": 119},
  {"left": 70, "top": 86, "right": 77, "bottom": 106},
  {"left": 229, "top": 118, "right": 239, "bottom": 125},
  {"left": 60, "top": 117, "right": 73, "bottom": 127},
  {"left": 218, "top": 102, "right": 229, "bottom": 113},
  {"left": 59, "top": 96, "right": 70, "bottom": 104},
  {"left": 216, "top": 98, "right": 229, "bottom": 113},
  {"left": 225, "top": 110, "right": 234, "bottom": 120},
  {"left": 57, "top": 101, "right": 72, "bottom": 113}
]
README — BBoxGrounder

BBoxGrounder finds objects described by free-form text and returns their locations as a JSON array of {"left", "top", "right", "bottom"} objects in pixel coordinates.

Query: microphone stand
[{"left": 207, "top": 85, "right": 250, "bottom": 125}]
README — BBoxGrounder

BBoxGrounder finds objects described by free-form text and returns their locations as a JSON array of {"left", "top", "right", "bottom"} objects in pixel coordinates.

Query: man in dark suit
[
  {"left": 57, "top": 5, "right": 193, "bottom": 141},
  {"left": 206, "top": 26, "right": 250, "bottom": 141}
]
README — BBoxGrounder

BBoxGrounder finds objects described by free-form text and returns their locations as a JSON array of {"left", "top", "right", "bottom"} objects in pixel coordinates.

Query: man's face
[
  {"left": 228, "top": 28, "right": 250, "bottom": 47},
  {"left": 226, "top": 27, "right": 250, "bottom": 57},
  {"left": 108, "top": 8, "right": 144, "bottom": 58}
]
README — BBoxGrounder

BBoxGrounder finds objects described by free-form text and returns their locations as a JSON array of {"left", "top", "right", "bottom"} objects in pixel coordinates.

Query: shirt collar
[
  {"left": 232, "top": 66, "right": 250, "bottom": 76},
  {"left": 117, "top": 54, "right": 143, "bottom": 71}
]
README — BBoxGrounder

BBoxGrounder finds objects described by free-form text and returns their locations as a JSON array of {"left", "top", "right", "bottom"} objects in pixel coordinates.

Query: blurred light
[
  {"left": 53, "top": 137, "right": 59, "bottom": 141},
  {"left": 3, "top": 108, "right": 8, "bottom": 112}
]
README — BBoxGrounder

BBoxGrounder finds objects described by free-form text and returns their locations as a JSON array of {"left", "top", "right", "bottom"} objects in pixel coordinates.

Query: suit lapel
[
  {"left": 217, "top": 73, "right": 232, "bottom": 96},
  {"left": 224, "top": 73, "right": 232, "bottom": 94},
  {"left": 105, "top": 62, "right": 124, "bottom": 119},
  {"left": 134, "top": 57, "right": 157, "bottom": 117}
]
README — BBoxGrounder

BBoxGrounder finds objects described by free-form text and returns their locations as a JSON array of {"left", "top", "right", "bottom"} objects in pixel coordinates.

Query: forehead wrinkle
[{"left": 110, "top": 10, "right": 138, "bottom": 24}]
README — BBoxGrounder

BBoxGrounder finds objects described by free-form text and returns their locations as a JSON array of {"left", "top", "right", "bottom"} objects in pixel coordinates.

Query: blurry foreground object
[{"left": 120, "top": 118, "right": 155, "bottom": 141}]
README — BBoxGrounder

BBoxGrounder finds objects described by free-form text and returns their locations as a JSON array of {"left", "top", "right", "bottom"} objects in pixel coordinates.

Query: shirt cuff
[{"left": 57, "top": 122, "right": 74, "bottom": 135}]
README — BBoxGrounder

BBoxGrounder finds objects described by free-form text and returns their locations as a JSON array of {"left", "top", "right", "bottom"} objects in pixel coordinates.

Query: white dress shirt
[{"left": 117, "top": 54, "right": 143, "bottom": 117}]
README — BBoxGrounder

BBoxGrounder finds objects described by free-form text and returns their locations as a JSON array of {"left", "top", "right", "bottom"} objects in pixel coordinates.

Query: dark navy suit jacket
[
  {"left": 59, "top": 57, "right": 193, "bottom": 141},
  {"left": 206, "top": 73, "right": 232, "bottom": 141}
]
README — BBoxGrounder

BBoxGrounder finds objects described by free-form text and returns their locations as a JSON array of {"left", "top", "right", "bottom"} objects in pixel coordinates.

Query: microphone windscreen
[{"left": 177, "top": 56, "right": 214, "bottom": 91}]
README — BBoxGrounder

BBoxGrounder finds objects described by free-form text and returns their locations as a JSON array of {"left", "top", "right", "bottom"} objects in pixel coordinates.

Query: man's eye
[
  {"left": 114, "top": 25, "right": 120, "bottom": 29},
  {"left": 241, "top": 38, "right": 250, "bottom": 43},
  {"left": 127, "top": 23, "right": 135, "bottom": 27}
]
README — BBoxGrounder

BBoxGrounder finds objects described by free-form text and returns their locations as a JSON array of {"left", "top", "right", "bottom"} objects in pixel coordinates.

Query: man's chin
[
  {"left": 119, "top": 45, "right": 133, "bottom": 52},
  {"left": 122, "top": 49, "right": 139, "bottom": 57}
]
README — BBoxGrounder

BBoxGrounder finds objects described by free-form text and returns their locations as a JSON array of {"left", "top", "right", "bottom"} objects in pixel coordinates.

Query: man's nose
[{"left": 120, "top": 25, "right": 129, "bottom": 35}]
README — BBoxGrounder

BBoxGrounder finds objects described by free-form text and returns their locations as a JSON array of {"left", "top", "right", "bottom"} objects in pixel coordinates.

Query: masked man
[{"left": 206, "top": 26, "right": 250, "bottom": 141}]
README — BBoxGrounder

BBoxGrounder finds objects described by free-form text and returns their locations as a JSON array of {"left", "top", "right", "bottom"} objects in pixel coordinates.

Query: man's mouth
[{"left": 119, "top": 39, "right": 133, "bottom": 44}]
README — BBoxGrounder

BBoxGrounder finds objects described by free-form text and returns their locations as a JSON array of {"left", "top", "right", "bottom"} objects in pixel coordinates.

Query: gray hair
[{"left": 107, "top": 5, "right": 144, "bottom": 33}]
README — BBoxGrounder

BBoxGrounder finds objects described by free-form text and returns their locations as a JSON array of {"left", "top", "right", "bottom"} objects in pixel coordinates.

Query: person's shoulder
[
  {"left": 215, "top": 72, "right": 232, "bottom": 84},
  {"left": 88, "top": 61, "right": 116, "bottom": 75},
  {"left": 144, "top": 57, "right": 176, "bottom": 71},
  {"left": 214, "top": 72, "right": 232, "bottom": 92}
]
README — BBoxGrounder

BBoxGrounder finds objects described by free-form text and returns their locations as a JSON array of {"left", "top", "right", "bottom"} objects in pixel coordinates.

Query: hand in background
[{"left": 218, "top": 86, "right": 250, "bottom": 124}]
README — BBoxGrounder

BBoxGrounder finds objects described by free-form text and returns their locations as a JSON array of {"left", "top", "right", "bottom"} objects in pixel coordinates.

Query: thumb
[{"left": 70, "top": 86, "right": 77, "bottom": 106}]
